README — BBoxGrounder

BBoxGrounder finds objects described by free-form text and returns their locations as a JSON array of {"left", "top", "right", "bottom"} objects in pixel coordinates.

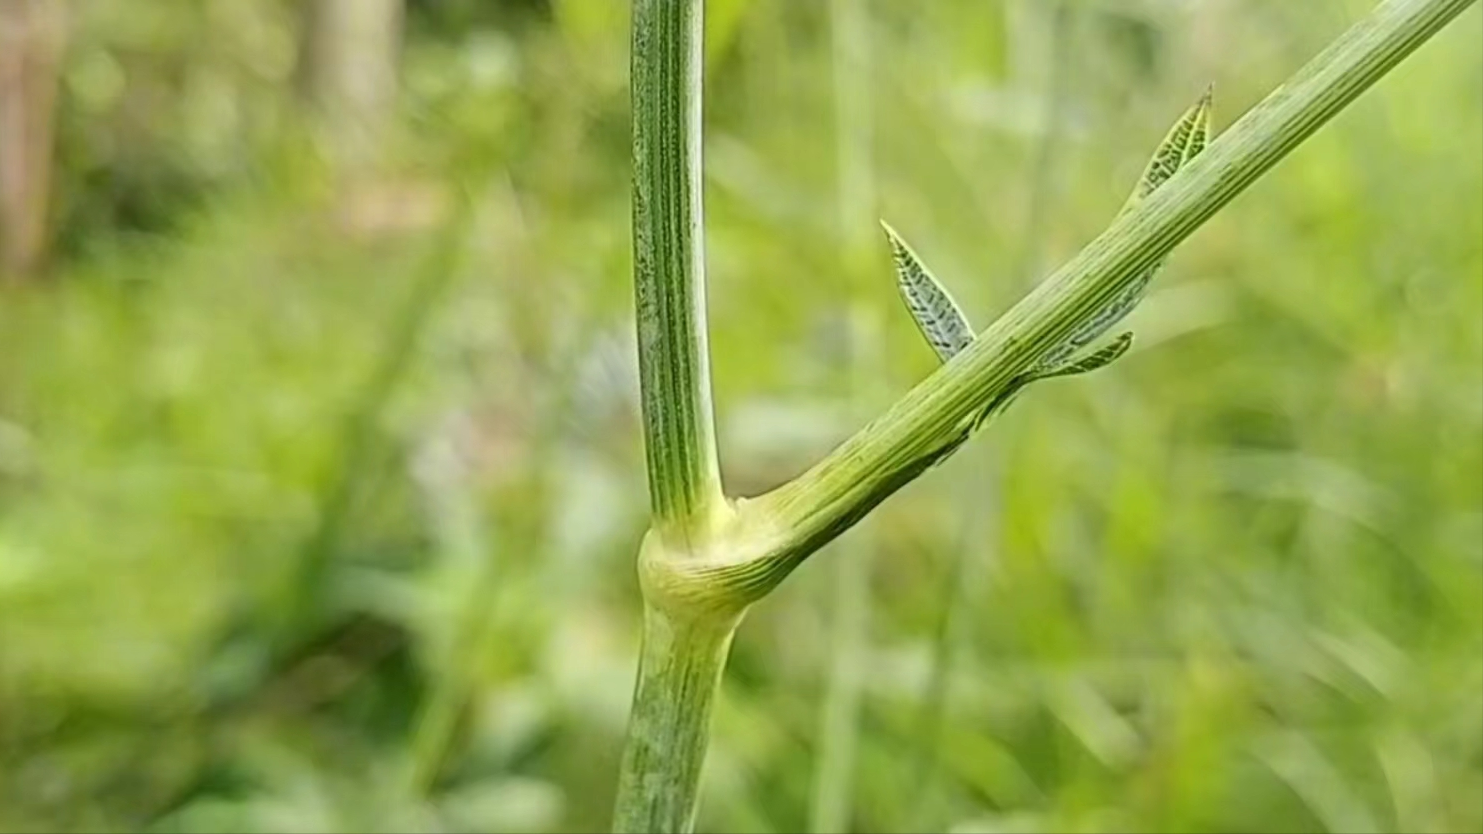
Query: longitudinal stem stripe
[
  {"left": 632, "top": 0, "right": 722, "bottom": 537},
  {"left": 750, "top": 0, "right": 1476, "bottom": 562},
  {"left": 613, "top": 606, "right": 737, "bottom": 834}
]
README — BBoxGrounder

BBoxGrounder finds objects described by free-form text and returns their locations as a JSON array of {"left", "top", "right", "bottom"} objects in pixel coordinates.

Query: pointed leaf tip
[
  {"left": 881, "top": 221, "right": 975, "bottom": 364},
  {"left": 1126, "top": 88, "right": 1218, "bottom": 208},
  {"left": 1187, "top": 85, "right": 1215, "bottom": 161},
  {"left": 1057, "top": 86, "right": 1215, "bottom": 362}
]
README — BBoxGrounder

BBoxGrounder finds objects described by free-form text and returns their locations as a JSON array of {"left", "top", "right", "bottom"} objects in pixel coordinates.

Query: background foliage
[{"left": 0, "top": 0, "right": 1479, "bottom": 832}]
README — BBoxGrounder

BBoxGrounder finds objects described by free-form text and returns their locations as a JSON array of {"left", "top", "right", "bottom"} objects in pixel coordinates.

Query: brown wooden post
[
  {"left": 0, "top": 0, "right": 67, "bottom": 282},
  {"left": 297, "top": 0, "right": 403, "bottom": 173}
]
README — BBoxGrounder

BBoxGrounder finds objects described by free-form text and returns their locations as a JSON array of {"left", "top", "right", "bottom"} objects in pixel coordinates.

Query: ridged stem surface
[{"left": 631, "top": 0, "right": 723, "bottom": 544}]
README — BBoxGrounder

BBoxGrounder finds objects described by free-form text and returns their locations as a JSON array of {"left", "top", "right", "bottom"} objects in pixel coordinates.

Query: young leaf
[
  {"left": 1041, "top": 87, "right": 1214, "bottom": 368},
  {"left": 889, "top": 90, "right": 1208, "bottom": 446},
  {"left": 1122, "top": 85, "right": 1215, "bottom": 211},
  {"left": 1183, "top": 85, "right": 1213, "bottom": 163},
  {"left": 1036, "top": 331, "right": 1134, "bottom": 379},
  {"left": 966, "top": 331, "right": 1134, "bottom": 433},
  {"left": 882, "top": 221, "right": 975, "bottom": 363}
]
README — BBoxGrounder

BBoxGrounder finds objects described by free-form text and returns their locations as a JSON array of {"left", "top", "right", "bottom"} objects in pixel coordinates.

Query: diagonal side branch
[{"left": 718, "top": 0, "right": 1476, "bottom": 594}]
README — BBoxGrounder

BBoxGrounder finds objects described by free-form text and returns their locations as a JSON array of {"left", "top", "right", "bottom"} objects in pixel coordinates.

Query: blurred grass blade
[
  {"left": 883, "top": 221, "right": 976, "bottom": 363},
  {"left": 1258, "top": 732, "right": 1382, "bottom": 834},
  {"left": 280, "top": 193, "right": 475, "bottom": 649}
]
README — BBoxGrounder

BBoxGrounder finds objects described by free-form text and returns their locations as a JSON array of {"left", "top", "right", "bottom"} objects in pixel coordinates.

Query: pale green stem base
[{"left": 613, "top": 606, "right": 740, "bottom": 833}]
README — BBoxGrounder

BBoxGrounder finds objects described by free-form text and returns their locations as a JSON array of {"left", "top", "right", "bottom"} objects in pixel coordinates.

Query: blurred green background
[{"left": 0, "top": 0, "right": 1479, "bottom": 832}]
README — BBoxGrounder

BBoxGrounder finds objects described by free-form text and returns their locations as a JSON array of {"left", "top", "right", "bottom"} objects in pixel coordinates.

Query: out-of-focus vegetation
[{"left": 0, "top": 0, "right": 1478, "bottom": 831}]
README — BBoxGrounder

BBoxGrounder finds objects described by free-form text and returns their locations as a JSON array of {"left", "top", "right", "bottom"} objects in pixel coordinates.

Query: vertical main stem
[
  {"left": 631, "top": 0, "right": 724, "bottom": 541},
  {"left": 613, "top": 606, "right": 739, "bottom": 833},
  {"left": 619, "top": 2, "right": 731, "bottom": 830}
]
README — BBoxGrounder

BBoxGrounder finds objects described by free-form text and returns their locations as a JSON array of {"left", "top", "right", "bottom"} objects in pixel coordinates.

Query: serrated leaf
[
  {"left": 1043, "top": 87, "right": 1215, "bottom": 368},
  {"left": 1183, "top": 86, "right": 1212, "bottom": 163},
  {"left": 882, "top": 220, "right": 975, "bottom": 363},
  {"left": 968, "top": 332, "right": 1134, "bottom": 432},
  {"left": 886, "top": 91, "right": 1208, "bottom": 453},
  {"left": 1123, "top": 84, "right": 1214, "bottom": 210},
  {"left": 1037, "top": 331, "right": 1134, "bottom": 379}
]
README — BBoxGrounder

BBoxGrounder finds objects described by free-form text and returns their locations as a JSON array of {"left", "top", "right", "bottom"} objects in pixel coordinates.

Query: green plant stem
[
  {"left": 748, "top": 0, "right": 1476, "bottom": 567},
  {"left": 631, "top": 0, "right": 725, "bottom": 544},
  {"left": 617, "top": 1, "right": 734, "bottom": 829},
  {"left": 613, "top": 605, "right": 741, "bottom": 834}
]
